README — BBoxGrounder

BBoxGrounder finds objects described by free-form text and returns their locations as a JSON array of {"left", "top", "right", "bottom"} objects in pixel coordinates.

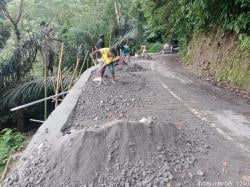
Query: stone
[
  {"left": 157, "top": 146, "right": 162, "bottom": 151},
  {"left": 188, "top": 172, "right": 193, "bottom": 179},
  {"left": 12, "top": 173, "right": 19, "bottom": 182},
  {"left": 139, "top": 117, "right": 153, "bottom": 125},
  {"left": 204, "top": 144, "right": 210, "bottom": 149},
  {"left": 197, "top": 169, "right": 204, "bottom": 176},
  {"left": 29, "top": 177, "right": 34, "bottom": 183},
  {"left": 168, "top": 174, "right": 173, "bottom": 180},
  {"left": 184, "top": 164, "right": 189, "bottom": 169}
]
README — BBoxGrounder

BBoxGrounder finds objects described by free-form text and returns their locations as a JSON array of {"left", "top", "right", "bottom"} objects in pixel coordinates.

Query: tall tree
[
  {"left": 0, "top": 0, "right": 23, "bottom": 46},
  {"left": 0, "top": 0, "right": 24, "bottom": 80}
]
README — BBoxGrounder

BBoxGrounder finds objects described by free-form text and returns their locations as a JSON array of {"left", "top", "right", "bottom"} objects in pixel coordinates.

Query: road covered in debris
[{"left": 3, "top": 54, "right": 250, "bottom": 187}]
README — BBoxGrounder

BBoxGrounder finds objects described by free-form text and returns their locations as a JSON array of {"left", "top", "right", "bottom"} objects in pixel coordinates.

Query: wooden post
[
  {"left": 78, "top": 51, "right": 89, "bottom": 79},
  {"left": 55, "top": 43, "right": 64, "bottom": 107},
  {"left": 68, "top": 54, "right": 80, "bottom": 90},
  {"left": 89, "top": 53, "right": 97, "bottom": 66},
  {"left": 109, "top": 32, "right": 112, "bottom": 47},
  {"left": 44, "top": 53, "right": 48, "bottom": 120},
  {"left": 87, "top": 58, "right": 89, "bottom": 69},
  {"left": 17, "top": 110, "right": 24, "bottom": 132},
  {"left": 41, "top": 49, "right": 48, "bottom": 120},
  {"left": 59, "top": 68, "right": 64, "bottom": 94}
]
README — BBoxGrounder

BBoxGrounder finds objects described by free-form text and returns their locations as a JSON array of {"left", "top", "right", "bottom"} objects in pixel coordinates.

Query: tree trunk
[
  {"left": 13, "top": 24, "right": 21, "bottom": 47},
  {"left": 137, "top": 11, "right": 144, "bottom": 45},
  {"left": 17, "top": 110, "right": 24, "bottom": 132},
  {"left": 114, "top": 0, "right": 121, "bottom": 27}
]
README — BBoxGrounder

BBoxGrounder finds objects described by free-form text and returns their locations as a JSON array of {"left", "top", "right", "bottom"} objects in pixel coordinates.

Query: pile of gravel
[
  {"left": 3, "top": 64, "right": 209, "bottom": 187},
  {"left": 6, "top": 120, "right": 200, "bottom": 187},
  {"left": 4, "top": 140, "right": 51, "bottom": 187},
  {"left": 126, "top": 64, "right": 146, "bottom": 72},
  {"left": 64, "top": 64, "right": 149, "bottom": 131}
]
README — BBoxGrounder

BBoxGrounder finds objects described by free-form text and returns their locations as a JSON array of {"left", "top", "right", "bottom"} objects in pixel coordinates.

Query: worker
[
  {"left": 141, "top": 43, "right": 148, "bottom": 59},
  {"left": 120, "top": 39, "right": 131, "bottom": 66},
  {"left": 95, "top": 34, "right": 105, "bottom": 62},
  {"left": 92, "top": 47, "right": 119, "bottom": 84}
]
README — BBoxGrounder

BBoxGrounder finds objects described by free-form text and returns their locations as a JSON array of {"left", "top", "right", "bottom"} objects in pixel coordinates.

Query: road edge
[{"left": 2, "top": 66, "right": 97, "bottom": 183}]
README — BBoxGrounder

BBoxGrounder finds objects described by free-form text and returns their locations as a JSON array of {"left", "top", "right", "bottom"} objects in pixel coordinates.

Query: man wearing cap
[{"left": 92, "top": 47, "right": 119, "bottom": 84}]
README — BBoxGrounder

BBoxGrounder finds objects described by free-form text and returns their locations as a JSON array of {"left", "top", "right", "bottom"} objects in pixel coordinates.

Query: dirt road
[{"left": 3, "top": 53, "right": 250, "bottom": 187}]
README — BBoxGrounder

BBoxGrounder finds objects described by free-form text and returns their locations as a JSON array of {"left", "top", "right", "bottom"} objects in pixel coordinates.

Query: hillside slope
[{"left": 185, "top": 31, "right": 250, "bottom": 90}]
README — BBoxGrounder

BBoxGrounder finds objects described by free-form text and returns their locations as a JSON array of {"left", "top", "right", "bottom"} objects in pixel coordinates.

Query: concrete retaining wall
[{"left": 9, "top": 66, "right": 96, "bottom": 170}]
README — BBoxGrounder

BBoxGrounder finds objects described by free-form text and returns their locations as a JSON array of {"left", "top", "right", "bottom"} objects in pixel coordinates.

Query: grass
[
  {"left": 214, "top": 48, "right": 250, "bottom": 87},
  {"left": 0, "top": 128, "right": 25, "bottom": 172}
]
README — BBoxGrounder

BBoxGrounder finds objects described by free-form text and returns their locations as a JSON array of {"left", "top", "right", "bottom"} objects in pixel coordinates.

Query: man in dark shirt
[{"left": 95, "top": 34, "right": 105, "bottom": 61}]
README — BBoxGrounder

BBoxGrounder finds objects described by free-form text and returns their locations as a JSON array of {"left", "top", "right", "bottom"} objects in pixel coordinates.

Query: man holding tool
[{"left": 92, "top": 47, "right": 120, "bottom": 85}]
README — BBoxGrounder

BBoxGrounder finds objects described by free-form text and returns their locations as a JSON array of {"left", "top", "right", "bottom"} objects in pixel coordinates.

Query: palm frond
[
  {"left": 0, "top": 36, "right": 39, "bottom": 92},
  {"left": 112, "top": 25, "right": 137, "bottom": 48},
  {"left": 0, "top": 72, "right": 73, "bottom": 111}
]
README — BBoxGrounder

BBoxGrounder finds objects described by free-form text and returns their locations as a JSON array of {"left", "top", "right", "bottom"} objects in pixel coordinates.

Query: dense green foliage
[
  {"left": 1, "top": 0, "right": 248, "bottom": 175},
  {"left": 0, "top": 0, "right": 249, "bottom": 129},
  {"left": 0, "top": 0, "right": 141, "bottom": 129},
  {"left": 0, "top": 128, "right": 24, "bottom": 171},
  {"left": 148, "top": 42, "right": 162, "bottom": 53},
  {"left": 140, "top": 0, "right": 250, "bottom": 53}
]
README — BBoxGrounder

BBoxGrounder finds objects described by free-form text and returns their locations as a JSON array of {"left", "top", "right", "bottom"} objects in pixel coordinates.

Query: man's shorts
[{"left": 98, "top": 61, "right": 114, "bottom": 76}]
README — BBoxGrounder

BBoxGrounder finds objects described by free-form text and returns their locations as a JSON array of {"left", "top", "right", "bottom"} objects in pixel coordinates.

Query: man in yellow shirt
[{"left": 92, "top": 47, "right": 118, "bottom": 84}]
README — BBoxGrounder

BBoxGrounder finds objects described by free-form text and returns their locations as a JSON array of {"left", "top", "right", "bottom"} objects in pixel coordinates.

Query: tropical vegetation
[{"left": 0, "top": 0, "right": 249, "bottom": 173}]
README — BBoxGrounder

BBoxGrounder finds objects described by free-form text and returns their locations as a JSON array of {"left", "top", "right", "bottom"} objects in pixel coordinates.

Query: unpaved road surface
[{"left": 3, "top": 54, "right": 250, "bottom": 187}]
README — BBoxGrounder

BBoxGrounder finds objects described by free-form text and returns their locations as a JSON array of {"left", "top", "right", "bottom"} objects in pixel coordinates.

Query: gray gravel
[
  {"left": 64, "top": 64, "right": 149, "bottom": 131},
  {"left": 3, "top": 62, "right": 250, "bottom": 187}
]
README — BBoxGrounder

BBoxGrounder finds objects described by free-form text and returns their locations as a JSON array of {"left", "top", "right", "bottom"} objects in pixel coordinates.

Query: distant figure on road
[
  {"left": 141, "top": 43, "right": 148, "bottom": 59},
  {"left": 92, "top": 47, "right": 119, "bottom": 84},
  {"left": 95, "top": 34, "right": 105, "bottom": 62},
  {"left": 120, "top": 39, "right": 131, "bottom": 66}
]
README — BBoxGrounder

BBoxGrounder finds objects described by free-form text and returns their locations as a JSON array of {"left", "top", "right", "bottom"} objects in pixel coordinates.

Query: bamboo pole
[
  {"left": 89, "top": 53, "right": 97, "bottom": 66},
  {"left": 68, "top": 54, "right": 80, "bottom": 90},
  {"left": 109, "top": 31, "right": 112, "bottom": 47},
  {"left": 30, "top": 119, "right": 45, "bottom": 123},
  {"left": 60, "top": 68, "right": 64, "bottom": 94},
  {"left": 0, "top": 153, "right": 12, "bottom": 182},
  {"left": 77, "top": 51, "right": 89, "bottom": 79},
  {"left": 87, "top": 58, "right": 90, "bottom": 69},
  {"left": 44, "top": 54, "right": 48, "bottom": 120},
  {"left": 41, "top": 49, "right": 48, "bottom": 120},
  {"left": 10, "top": 91, "right": 69, "bottom": 112},
  {"left": 55, "top": 43, "right": 64, "bottom": 107}
]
